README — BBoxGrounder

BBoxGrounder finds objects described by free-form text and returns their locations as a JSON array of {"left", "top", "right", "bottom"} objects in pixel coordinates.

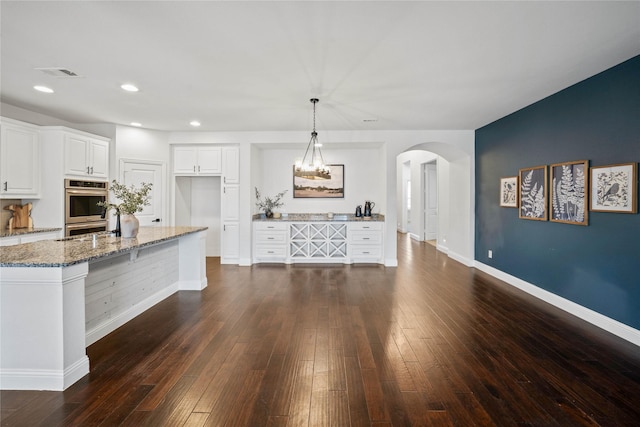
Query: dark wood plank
[{"left": 3, "top": 236, "right": 640, "bottom": 426}]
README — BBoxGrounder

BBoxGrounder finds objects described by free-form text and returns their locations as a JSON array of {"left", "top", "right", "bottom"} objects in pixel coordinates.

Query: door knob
[{"left": 152, "top": 218, "right": 161, "bottom": 223}]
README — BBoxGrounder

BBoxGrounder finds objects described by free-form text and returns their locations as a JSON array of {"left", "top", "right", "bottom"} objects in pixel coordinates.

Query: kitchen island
[{"left": 0, "top": 226, "right": 207, "bottom": 391}]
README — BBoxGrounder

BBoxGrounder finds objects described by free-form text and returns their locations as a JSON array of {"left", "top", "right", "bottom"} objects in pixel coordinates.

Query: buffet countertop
[
  {"left": 253, "top": 213, "right": 385, "bottom": 222},
  {"left": 0, "top": 227, "right": 62, "bottom": 238},
  {"left": 0, "top": 226, "right": 207, "bottom": 268}
]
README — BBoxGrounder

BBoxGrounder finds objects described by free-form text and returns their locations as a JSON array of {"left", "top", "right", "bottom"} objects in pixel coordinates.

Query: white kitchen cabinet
[
  {"left": 251, "top": 218, "right": 385, "bottom": 265},
  {"left": 253, "top": 222, "right": 288, "bottom": 262},
  {"left": 173, "top": 146, "right": 221, "bottom": 175},
  {"left": 0, "top": 118, "right": 40, "bottom": 198},
  {"left": 222, "top": 184, "right": 239, "bottom": 222},
  {"left": 221, "top": 183, "right": 239, "bottom": 264},
  {"left": 290, "top": 222, "right": 348, "bottom": 260},
  {"left": 221, "top": 222, "right": 240, "bottom": 262},
  {"left": 64, "top": 133, "right": 109, "bottom": 180},
  {"left": 222, "top": 146, "right": 239, "bottom": 184},
  {"left": 349, "top": 222, "right": 384, "bottom": 263}
]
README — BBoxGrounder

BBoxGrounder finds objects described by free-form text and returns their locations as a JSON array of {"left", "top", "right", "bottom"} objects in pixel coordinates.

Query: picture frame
[
  {"left": 519, "top": 165, "right": 547, "bottom": 221},
  {"left": 550, "top": 160, "right": 589, "bottom": 225},
  {"left": 499, "top": 176, "right": 518, "bottom": 208},
  {"left": 293, "top": 164, "right": 344, "bottom": 198},
  {"left": 590, "top": 162, "right": 637, "bottom": 213}
]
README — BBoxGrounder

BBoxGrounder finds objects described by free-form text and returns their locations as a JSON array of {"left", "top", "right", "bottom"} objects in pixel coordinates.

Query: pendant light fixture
[{"left": 294, "top": 98, "right": 331, "bottom": 180}]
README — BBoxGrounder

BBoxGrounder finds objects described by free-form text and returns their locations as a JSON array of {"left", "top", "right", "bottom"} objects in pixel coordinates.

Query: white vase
[{"left": 120, "top": 214, "right": 139, "bottom": 238}]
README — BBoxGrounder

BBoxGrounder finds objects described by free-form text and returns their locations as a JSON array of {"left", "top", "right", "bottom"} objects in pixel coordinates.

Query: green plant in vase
[
  {"left": 255, "top": 187, "right": 287, "bottom": 218},
  {"left": 97, "top": 180, "right": 152, "bottom": 237}
]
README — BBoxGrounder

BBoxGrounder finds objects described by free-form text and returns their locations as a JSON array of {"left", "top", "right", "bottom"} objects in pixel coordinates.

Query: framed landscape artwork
[
  {"left": 293, "top": 164, "right": 344, "bottom": 198},
  {"left": 550, "top": 160, "right": 588, "bottom": 225},
  {"left": 499, "top": 176, "right": 518, "bottom": 207},
  {"left": 590, "top": 162, "right": 638, "bottom": 213},
  {"left": 519, "top": 165, "right": 547, "bottom": 221}
]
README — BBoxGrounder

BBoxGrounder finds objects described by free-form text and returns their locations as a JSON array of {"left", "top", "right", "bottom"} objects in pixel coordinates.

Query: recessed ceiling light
[
  {"left": 190, "top": 120, "right": 201, "bottom": 127},
  {"left": 130, "top": 122, "right": 142, "bottom": 127},
  {"left": 121, "top": 83, "right": 139, "bottom": 92},
  {"left": 34, "top": 85, "right": 54, "bottom": 93}
]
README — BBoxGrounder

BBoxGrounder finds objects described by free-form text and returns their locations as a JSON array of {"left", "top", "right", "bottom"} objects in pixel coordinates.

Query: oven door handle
[{"left": 66, "top": 189, "right": 107, "bottom": 195}]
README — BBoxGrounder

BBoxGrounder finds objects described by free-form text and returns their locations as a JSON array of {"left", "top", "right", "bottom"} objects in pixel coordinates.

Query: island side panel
[
  {"left": 0, "top": 263, "right": 90, "bottom": 391},
  {"left": 178, "top": 230, "right": 207, "bottom": 290},
  {"left": 85, "top": 240, "right": 180, "bottom": 346}
]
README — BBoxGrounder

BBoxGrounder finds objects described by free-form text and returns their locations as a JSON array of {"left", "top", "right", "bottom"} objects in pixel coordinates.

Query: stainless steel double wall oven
[{"left": 64, "top": 179, "right": 109, "bottom": 236}]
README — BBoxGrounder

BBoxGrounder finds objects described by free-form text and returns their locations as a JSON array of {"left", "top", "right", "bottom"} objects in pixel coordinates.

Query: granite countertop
[
  {"left": 253, "top": 213, "right": 385, "bottom": 222},
  {"left": 0, "top": 227, "right": 62, "bottom": 238},
  {"left": 0, "top": 226, "right": 207, "bottom": 268}
]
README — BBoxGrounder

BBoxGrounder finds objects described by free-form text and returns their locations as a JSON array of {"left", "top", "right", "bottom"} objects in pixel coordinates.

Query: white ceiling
[{"left": 1, "top": 1, "right": 639, "bottom": 132}]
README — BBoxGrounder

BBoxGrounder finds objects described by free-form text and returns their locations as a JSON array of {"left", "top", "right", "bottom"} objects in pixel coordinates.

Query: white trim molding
[{"left": 475, "top": 261, "right": 640, "bottom": 347}]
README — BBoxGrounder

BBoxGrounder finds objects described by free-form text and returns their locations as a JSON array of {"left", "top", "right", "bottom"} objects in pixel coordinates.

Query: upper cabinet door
[
  {"left": 64, "top": 134, "right": 89, "bottom": 177},
  {"left": 197, "top": 147, "right": 222, "bottom": 174},
  {"left": 173, "top": 147, "right": 198, "bottom": 174},
  {"left": 173, "top": 146, "right": 221, "bottom": 175},
  {"left": 0, "top": 120, "right": 40, "bottom": 198},
  {"left": 64, "top": 134, "right": 109, "bottom": 180},
  {"left": 89, "top": 139, "right": 109, "bottom": 179},
  {"left": 222, "top": 146, "right": 239, "bottom": 184}
]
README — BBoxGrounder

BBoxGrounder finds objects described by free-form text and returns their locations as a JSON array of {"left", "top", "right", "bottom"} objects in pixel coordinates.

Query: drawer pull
[
  {"left": 267, "top": 251, "right": 274, "bottom": 254},
  {"left": 363, "top": 237, "right": 370, "bottom": 240},
  {"left": 267, "top": 237, "right": 274, "bottom": 240},
  {"left": 363, "top": 251, "right": 370, "bottom": 254}
]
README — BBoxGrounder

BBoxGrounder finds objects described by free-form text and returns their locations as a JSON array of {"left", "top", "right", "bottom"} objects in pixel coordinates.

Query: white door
[
  {"left": 423, "top": 162, "right": 438, "bottom": 241},
  {"left": 122, "top": 160, "right": 164, "bottom": 227}
]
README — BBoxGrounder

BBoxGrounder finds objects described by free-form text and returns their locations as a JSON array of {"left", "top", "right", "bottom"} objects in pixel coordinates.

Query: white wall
[
  {"left": 256, "top": 147, "right": 383, "bottom": 215},
  {"left": 175, "top": 176, "right": 221, "bottom": 257},
  {"left": 113, "top": 126, "right": 170, "bottom": 229}
]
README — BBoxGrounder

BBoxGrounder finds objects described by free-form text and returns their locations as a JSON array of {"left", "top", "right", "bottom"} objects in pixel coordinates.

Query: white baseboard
[
  {"left": 85, "top": 283, "right": 179, "bottom": 346},
  {"left": 474, "top": 261, "right": 640, "bottom": 347},
  {"left": 409, "top": 233, "right": 421, "bottom": 241},
  {"left": 448, "top": 250, "right": 473, "bottom": 267},
  {"left": 0, "top": 356, "right": 89, "bottom": 391}
]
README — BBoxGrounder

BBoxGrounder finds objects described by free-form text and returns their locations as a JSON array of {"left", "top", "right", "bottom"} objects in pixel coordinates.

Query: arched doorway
[{"left": 396, "top": 142, "right": 473, "bottom": 266}]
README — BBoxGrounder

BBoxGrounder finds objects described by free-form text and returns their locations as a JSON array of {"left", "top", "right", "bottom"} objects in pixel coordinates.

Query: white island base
[{"left": 0, "top": 228, "right": 206, "bottom": 391}]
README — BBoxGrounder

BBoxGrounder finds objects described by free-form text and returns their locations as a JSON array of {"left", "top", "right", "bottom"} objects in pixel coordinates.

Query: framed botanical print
[
  {"left": 293, "top": 164, "right": 344, "bottom": 198},
  {"left": 499, "top": 176, "right": 518, "bottom": 208},
  {"left": 519, "top": 165, "right": 547, "bottom": 221},
  {"left": 590, "top": 162, "right": 637, "bottom": 213},
  {"left": 550, "top": 160, "right": 589, "bottom": 225}
]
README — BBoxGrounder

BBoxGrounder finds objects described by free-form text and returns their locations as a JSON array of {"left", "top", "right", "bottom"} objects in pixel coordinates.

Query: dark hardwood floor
[{"left": 3, "top": 233, "right": 640, "bottom": 426}]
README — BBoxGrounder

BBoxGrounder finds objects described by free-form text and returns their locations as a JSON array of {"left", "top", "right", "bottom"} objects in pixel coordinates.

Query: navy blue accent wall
[{"left": 475, "top": 55, "right": 640, "bottom": 330}]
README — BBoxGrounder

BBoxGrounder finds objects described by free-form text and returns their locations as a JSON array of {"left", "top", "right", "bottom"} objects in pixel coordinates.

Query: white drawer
[
  {"left": 350, "top": 230, "right": 382, "bottom": 244},
  {"left": 349, "top": 222, "right": 383, "bottom": 231},
  {"left": 255, "top": 246, "right": 287, "bottom": 258},
  {"left": 255, "top": 230, "right": 287, "bottom": 243},
  {"left": 254, "top": 222, "right": 287, "bottom": 231},
  {"left": 350, "top": 246, "right": 382, "bottom": 258}
]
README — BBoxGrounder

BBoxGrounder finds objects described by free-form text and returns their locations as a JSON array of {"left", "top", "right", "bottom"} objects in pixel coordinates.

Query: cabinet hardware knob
[
  {"left": 90, "top": 166, "right": 94, "bottom": 174},
  {"left": 3, "top": 181, "right": 7, "bottom": 191},
  {"left": 198, "top": 165, "right": 201, "bottom": 172}
]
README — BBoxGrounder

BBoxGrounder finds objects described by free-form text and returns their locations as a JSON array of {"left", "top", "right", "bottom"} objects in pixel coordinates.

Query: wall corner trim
[{"left": 474, "top": 261, "right": 640, "bottom": 348}]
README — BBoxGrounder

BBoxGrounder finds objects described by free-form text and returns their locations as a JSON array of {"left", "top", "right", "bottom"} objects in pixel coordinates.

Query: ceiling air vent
[{"left": 36, "top": 68, "right": 82, "bottom": 78}]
